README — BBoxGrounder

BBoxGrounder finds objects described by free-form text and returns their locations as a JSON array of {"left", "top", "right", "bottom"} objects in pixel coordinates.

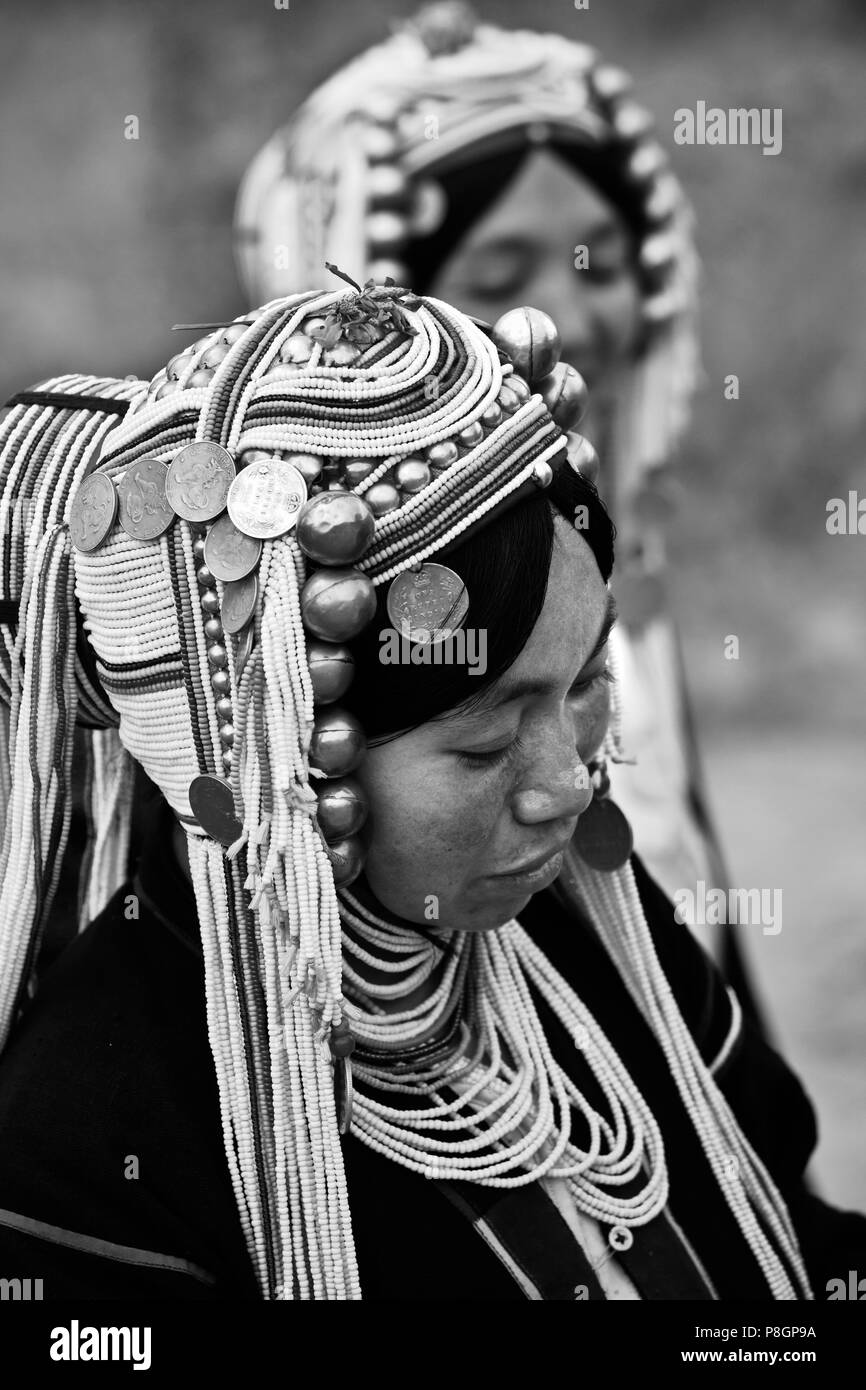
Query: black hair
[{"left": 343, "top": 463, "right": 615, "bottom": 742}]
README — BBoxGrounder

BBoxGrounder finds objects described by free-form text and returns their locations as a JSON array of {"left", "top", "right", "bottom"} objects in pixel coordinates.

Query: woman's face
[
  {"left": 357, "top": 517, "right": 615, "bottom": 932},
  {"left": 429, "top": 148, "right": 643, "bottom": 397}
]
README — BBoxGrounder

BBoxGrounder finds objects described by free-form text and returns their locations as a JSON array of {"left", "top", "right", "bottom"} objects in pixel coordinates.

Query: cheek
[{"left": 359, "top": 749, "right": 505, "bottom": 873}]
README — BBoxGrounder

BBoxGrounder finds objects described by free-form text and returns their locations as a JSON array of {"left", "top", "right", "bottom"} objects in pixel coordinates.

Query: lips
[{"left": 494, "top": 842, "right": 570, "bottom": 879}]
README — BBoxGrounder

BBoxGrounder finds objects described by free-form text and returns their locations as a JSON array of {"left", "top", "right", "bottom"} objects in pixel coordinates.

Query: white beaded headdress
[
  {"left": 234, "top": 2, "right": 700, "bottom": 497},
  {"left": 0, "top": 287, "right": 808, "bottom": 1300}
]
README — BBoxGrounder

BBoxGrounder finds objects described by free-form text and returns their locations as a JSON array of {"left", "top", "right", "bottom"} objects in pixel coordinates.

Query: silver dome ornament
[
  {"left": 316, "top": 778, "right": 368, "bottom": 840},
  {"left": 342, "top": 458, "right": 377, "bottom": 488},
  {"left": 300, "top": 567, "right": 377, "bottom": 642},
  {"left": 532, "top": 462, "right": 554, "bottom": 489},
  {"left": 285, "top": 453, "right": 324, "bottom": 487},
  {"left": 202, "top": 342, "right": 231, "bottom": 369},
  {"left": 538, "top": 363, "right": 589, "bottom": 432},
  {"left": 155, "top": 381, "right": 180, "bottom": 400},
  {"left": 279, "top": 332, "right": 315, "bottom": 364},
  {"left": 306, "top": 639, "right": 355, "bottom": 704},
  {"left": 491, "top": 307, "right": 562, "bottom": 384},
  {"left": 323, "top": 340, "right": 362, "bottom": 367},
  {"left": 296, "top": 492, "right": 375, "bottom": 566},
  {"left": 505, "top": 374, "right": 532, "bottom": 404},
  {"left": 480, "top": 401, "right": 503, "bottom": 429},
  {"left": 309, "top": 707, "right": 367, "bottom": 778},
  {"left": 426, "top": 440, "right": 459, "bottom": 469},
  {"left": 364, "top": 481, "right": 401, "bottom": 517},
  {"left": 188, "top": 368, "right": 215, "bottom": 389},
  {"left": 394, "top": 457, "right": 430, "bottom": 493},
  {"left": 221, "top": 322, "right": 250, "bottom": 345},
  {"left": 567, "top": 434, "right": 601, "bottom": 485},
  {"left": 326, "top": 835, "right": 365, "bottom": 889},
  {"left": 457, "top": 422, "right": 484, "bottom": 450}
]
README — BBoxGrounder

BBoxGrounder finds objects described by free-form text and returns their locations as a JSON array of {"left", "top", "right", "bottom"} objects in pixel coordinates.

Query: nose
[{"left": 511, "top": 720, "right": 594, "bottom": 827}]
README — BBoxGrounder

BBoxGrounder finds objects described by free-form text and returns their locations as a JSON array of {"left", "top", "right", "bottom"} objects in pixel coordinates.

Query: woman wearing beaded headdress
[
  {"left": 0, "top": 275, "right": 862, "bottom": 1300},
  {"left": 233, "top": 4, "right": 731, "bottom": 944}
]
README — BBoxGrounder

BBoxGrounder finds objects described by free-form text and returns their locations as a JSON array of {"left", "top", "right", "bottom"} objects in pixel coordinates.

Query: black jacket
[{"left": 0, "top": 800, "right": 862, "bottom": 1300}]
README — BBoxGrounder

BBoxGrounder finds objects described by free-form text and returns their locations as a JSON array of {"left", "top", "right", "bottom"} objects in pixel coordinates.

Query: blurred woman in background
[{"left": 234, "top": 2, "right": 723, "bottom": 919}]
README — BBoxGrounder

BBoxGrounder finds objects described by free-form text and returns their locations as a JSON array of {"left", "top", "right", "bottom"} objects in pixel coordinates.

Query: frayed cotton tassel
[
  {"left": 0, "top": 525, "right": 77, "bottom": 1047},
  {"left": 78, "top": 728, "right": 134, "bottom": 931}
]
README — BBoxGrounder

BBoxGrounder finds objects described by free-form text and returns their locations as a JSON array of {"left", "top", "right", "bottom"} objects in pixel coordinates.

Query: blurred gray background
[{"left": 1, "top": 0, "right": 863, "bottom": 1207}]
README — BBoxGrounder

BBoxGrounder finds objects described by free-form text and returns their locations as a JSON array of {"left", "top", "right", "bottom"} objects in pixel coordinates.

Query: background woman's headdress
[{"left": 234, "top": 2, "right": 700, "bottom": 494}]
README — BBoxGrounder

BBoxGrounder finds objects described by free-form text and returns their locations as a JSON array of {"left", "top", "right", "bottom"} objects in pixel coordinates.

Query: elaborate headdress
[
  {"left": 0, "top": 285, "right": 806, "bottom": 1299},
  {"left": 234, "top": 2, "right": 700, "bottom": 498}
]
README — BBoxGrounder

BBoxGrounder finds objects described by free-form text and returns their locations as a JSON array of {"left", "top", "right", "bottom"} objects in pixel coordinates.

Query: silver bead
[
  {"left": 188, "top": 368, "right": 215, "bottom": 388},
  {"left": 365, "top": 482, "right": 401, "bottom": 517},
  {"left": 285, "top": 453, "right": 324, "bottom": 485},
  {"left": 211, "top": 669, "right": 231, "bottom": 695},
  {"left": 200, "top": 588, "right": 220, "bottom": 614},
  {"left": 197, "top": 564, "right": 216, "bottom": 589},
  {"left": 532, "top": 462, "right": 554, "bottom": 488},
  {"left": 316, "top": 777, "right": 368, "bottom": 840},
  {"left": 192, "top": 537, "right": 207, "bottom": 563},
  {"left": 216, "top": 696, "right": 233, "bottom": 721},
  {"left": 208, "top": 643, "right": 228, "bottom": 669},
  {"left": 222, "top": 322, "right": 249, "bottom": 345},
  {"left": 323, "top": 340, "right": 361, "bottom": 367},
  {"left": 204, "top": 617, "right": 223, "bottom": 641},
  {"left": 491, "top": 307, "right": 561, "bottom": 383},
  {"left": 279, "top": 332, "right": 314, "bottom": 364},
  {"left": 506, "top": 375, "right": 532, "bottom": 404},
  {"left": 342, "top": 458, "right": 376, "bottom": 488},
  {"left": 427, "top": 440, "right": 459, "bottom": 469},
  {"left": 302, "top": 316, "right": 328, "bottom": 338},
  {"left": 155, "top": 381, "right": 180, "bottom": 400},
  {"left": 458, "top": 422, "right": 484, "bottom": 449},
  {"left": 394, "top": 457, "right": 430, "bottom": 493},
  {"left": 219, "top": 723, "right": 235, "bottom": 747},
  {"left": 202, "top": 342, "right": 230, "bottom": 368},
  {"left": 222, "top": 748, "right": 234, "bottom": 773},
  {"left": 480, "top": 402, "right": 503, "bottom": 429}
]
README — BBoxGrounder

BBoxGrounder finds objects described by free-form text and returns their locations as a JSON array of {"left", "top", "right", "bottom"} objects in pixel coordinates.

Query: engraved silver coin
[
  {"left": 117, "top": 458, "right": 175, "bottom": 541},
  {"left": 221, "top": 571, "right": 259, "bottom": 635},
  {"left": 69, "top": 472, "right": 117, "bottom": 553},
  {"left": 226, "top": 458, "right": 308, "bottom": 540},
  {"left": 386, "top": 562, "right": 469, "bottom": 644},
  {"left": 234, "top": 622, "right": 255, "bottom": 680},
  {"left": 166, "top": 441, "right": 237, "bottom": 522},
  {"left": 204, "top": 511, "right": 262, "bottom": 582}
]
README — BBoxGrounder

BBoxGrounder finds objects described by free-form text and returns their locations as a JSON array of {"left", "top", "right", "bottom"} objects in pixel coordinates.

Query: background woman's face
[
  {"left": 429, "top": 148, "right": 643, "bottom": 399},
  {"left": 357, "top": 519, "right": 614, "bottom": 933}
]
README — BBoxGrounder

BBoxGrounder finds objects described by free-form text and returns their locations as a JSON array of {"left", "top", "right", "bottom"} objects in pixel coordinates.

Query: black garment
[{"left": 0, "top": 801, "right": 862, "bottom": 1300}]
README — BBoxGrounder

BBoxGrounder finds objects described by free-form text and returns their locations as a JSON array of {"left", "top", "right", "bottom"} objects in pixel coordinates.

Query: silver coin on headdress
[
  {"left": 204, "top": 511, "right": 263, "bottom": 582},
  {"left": 227, "top": 457, "right": 308, "bottom": 540},
  {"left": 386, "top": 562, "right": 469, "bottom": 644},
  {"left": 69, "top": 472, "right": 117, "bottom": 553},
  {"left": 188, "top": 773, "right": 243, "bottom": 846},
  {"left": 166, "top": 442, "right": 237, "bottom": 523},
  {"left": 221, "top": 570, "right": 259, "bottom": 635},
  {"left": 117, "top": 458, "right": 176, "bottom": 541}
]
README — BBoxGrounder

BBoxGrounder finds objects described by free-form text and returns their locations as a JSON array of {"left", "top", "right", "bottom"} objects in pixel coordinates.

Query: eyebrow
[{"left": 460, "top": 592, "right": 619, "bottom": 718}]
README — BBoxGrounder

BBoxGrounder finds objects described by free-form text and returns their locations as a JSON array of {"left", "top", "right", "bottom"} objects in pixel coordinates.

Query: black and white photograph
[{"left": 0, "top": 0, "right": 863, "bottom": 1362}]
